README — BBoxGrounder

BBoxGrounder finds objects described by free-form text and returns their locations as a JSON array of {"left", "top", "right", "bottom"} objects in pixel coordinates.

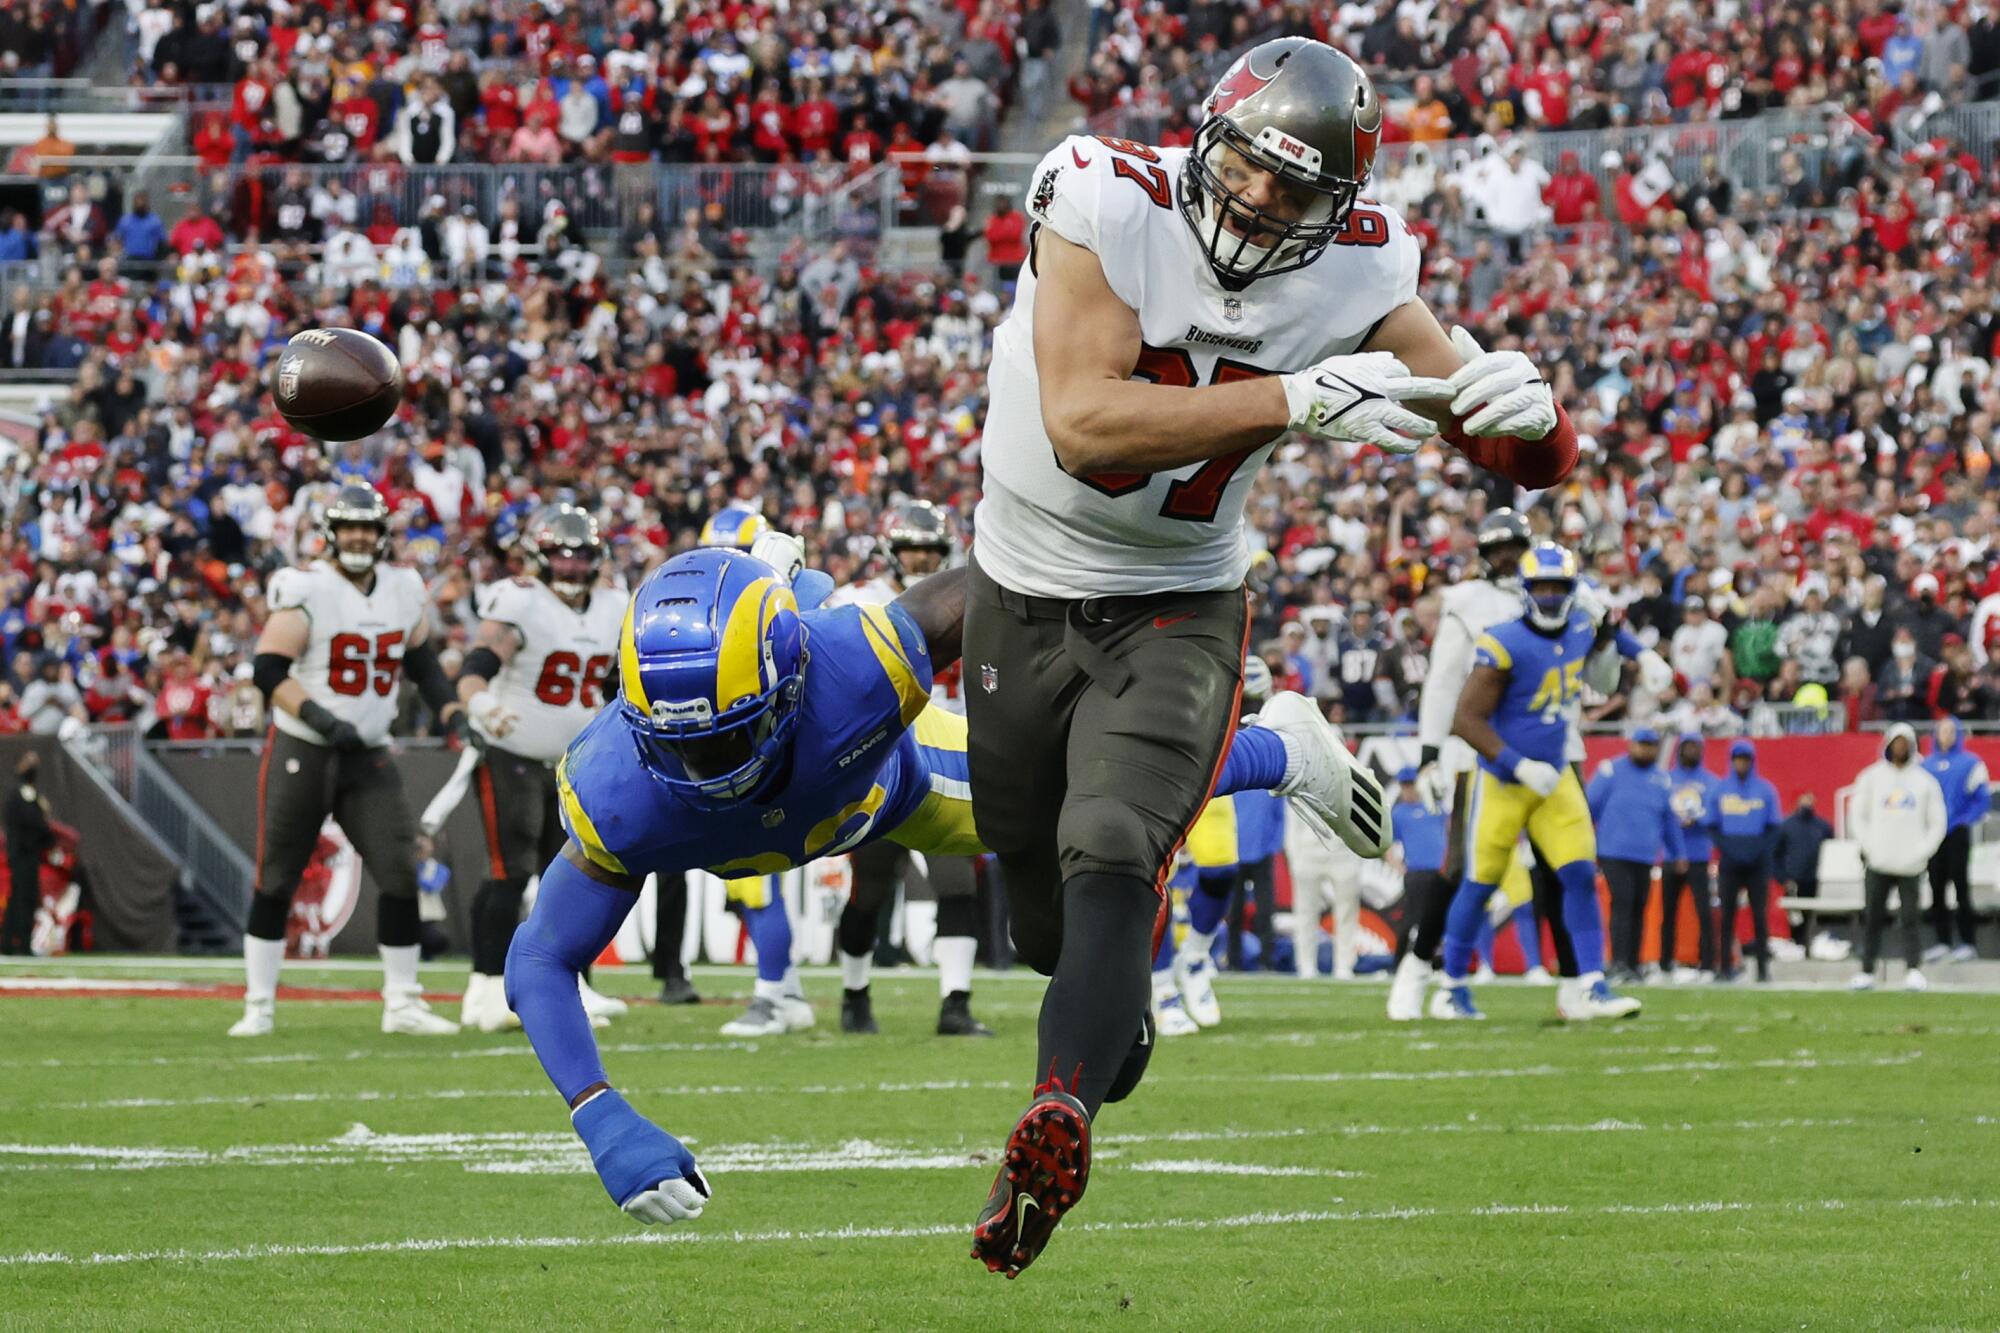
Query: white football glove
[
  {"left": 1573, "top": 581, "right": 1609, "bottom": 628},
  {"left": 1638, "top": 649, "right": 1674, "bottom": 697},
  {"left": 466, "top": 689, "right": 517, "bottom": 739},
  {"left": 1414, "top": 761, "right": 1453, "bottom": 815},
  {"left": 749, "top": 529, "right": 806, "bottom": 585},
  {"left": 622, "top": 1173, "right": 713, "bottom": 1226},
  {"left": 1511, "top": 757, "right": 1562, "bottom": 797},
  {"left": 1281, "top": 351, "right": 1452, "bottom": 455},
  {"left": 1447, "top": 327, "right": 1556, "bottom": 439}
]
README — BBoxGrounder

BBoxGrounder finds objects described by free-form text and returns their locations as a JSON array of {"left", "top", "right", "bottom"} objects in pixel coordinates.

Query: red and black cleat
[{"left": 969, "top": 1084, "right": 1091, "bottom": 1279}]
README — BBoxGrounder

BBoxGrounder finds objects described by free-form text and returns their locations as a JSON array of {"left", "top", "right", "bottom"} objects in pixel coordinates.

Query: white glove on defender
[
  {"left": 1281, "top": 351, "right": 1452, "bottom": 455},
  {"left": 1447, "top": 327, "right": 1556, "bottom": 439},
  {"left": 466, "top": 689, "right": 517, "bottom": 739},
  {"left": 749, "top": 529, "right": 806, "bottom": 584},
  {"left": 1638, "top": 649, "right": 1674, "bottom": 697},
  {"left": 1414, "top": 762, "right": 1453, "bottom": 815},
  {"left": 1511, "top": 757, "right": 1562, "bottom": 798}
]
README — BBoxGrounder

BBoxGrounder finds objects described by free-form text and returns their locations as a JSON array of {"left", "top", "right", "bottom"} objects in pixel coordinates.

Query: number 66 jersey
[
  {"left": 267, "top": 560, "right": 431, "bottom": 748},
  {"left": 976, "top": 134, "right": 1420, "bottom": 600},
  {"left": 477, "top": 577, "right": 630, "bottom": 762}
]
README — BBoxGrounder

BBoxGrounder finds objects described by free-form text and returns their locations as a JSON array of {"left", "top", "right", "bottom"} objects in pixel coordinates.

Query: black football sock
[
  {"left": 653, "top": 874, "right": 689, "bottom": 981},
  {"left": 1034, "top": 872, "right": 1156, "bottom": 1119},
  {"left": 472, "top": 877, "right": 526, "bottom": 976}
]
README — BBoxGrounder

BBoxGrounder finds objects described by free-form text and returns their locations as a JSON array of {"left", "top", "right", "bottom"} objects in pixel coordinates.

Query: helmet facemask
[
  {"left": 544, "top": 548, "right": 599, "bottom": 602},
  {"left": 1181, "top": 117, "right": 1357, "bottom": 284},
  {"left": 637, "top": 674, "right": 804, "bottom": 808},
  {"left": 328, "top": 520, "right": 387, "bottom": 575},
  {"left": 1523, "top": 577, "right": 1576, "bottom": 634}
]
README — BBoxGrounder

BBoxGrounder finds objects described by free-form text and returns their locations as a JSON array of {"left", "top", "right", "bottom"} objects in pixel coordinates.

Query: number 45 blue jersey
[
  {"left": 1472, "top": 609, "right": 1596, "bottom": 775},
  {"left": 555, "top": 601, "right": 979, "bottom": 880}
]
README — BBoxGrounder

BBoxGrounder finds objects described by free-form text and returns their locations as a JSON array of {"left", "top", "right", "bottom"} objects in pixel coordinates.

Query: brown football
[{"left": 271, "top": 328, "right": 403, "bottom": 441}]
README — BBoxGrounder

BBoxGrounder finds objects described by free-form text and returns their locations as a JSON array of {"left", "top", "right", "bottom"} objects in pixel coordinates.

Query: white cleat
[
  {"left": 1847, "top": 971, "right": 1876, "bottom": 991},
  {"left": 227, "top": 1000, "right": 274, "bottom": 1037},
  {"left": 1387, "top": 953, "right": 1429, "bottom": 1021},
  {"left": 1255, "top": 692, "right": 1390, "bottom": 858},
  {"left": 1921, "top": 942, "right": 1950, "bottom": 965},
  {"left": 579, "top": 977, "right": 629, "bottom": 1024},
  {"left": 721, "top": 995, "right": 813, "bottom": 1036},
  {"left": 1948, "top": 944, "right": 1978, "bottom": 964},
  {"left": 382, "top": 992, "right": 461, "bottom": 1035},
  {"left": 1434, "top": 984, "right": 1484, "bottom": 1020},
  {"left": 1557, "top": 977, "right": 1641, "bottom": 1021},
  {"left": 1471, "top": 964, "right": 1496, "bottom": 986},
  {"left": 1903, "top": 968, "right": 1929, "bottom": 992},
  {"left": 1156, "top": 994, "right": 1200, "bottom": 1037},
  {"left": 460, "top": 973, "right": 521, "bottom": 1033},
  {"left": 1173, "top": 951, "right": 1223, "bottom": 1027},
  {"left": 1522, "top": 966, "right": 1555, "bottom": 987}
]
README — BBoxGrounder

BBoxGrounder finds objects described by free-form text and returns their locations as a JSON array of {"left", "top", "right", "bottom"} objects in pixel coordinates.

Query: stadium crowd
[{"left": 3, "top": 2, "right": 2000, "bottom": 744}]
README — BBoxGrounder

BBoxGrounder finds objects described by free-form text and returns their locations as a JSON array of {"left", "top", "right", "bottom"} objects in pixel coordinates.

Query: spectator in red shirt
[
  {"left": 1544, "top": 150, "right": 1600, "bottom": 226},
  {"left": 983, "top": 199, "right": 1027, "bottom": 284},
  {"left": 155, "top": 651, "right": 215, "bottom": 741}
]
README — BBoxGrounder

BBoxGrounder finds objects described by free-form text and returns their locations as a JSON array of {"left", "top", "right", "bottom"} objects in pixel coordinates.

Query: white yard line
[
  {"left": 2, "top": 1197, "right": 1991, "bottom": 1269},
  {"left": 0, "top": 1040, "right": 761, "bottom": 1073},
  {"left": 35, "top": 1052, "right": 1942, "bottom": 1113}
]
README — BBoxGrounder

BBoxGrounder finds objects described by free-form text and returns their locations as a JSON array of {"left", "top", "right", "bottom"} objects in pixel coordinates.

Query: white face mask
[{"left": 1893, "top": 641, "right": 1915, "bottom": 660}]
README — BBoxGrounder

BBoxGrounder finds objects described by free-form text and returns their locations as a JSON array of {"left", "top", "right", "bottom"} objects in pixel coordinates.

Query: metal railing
[{"left": 99, "top": 727, "right": 259, "bottom": 932}]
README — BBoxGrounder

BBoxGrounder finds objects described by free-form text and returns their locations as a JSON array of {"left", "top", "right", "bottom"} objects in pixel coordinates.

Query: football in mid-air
[{"left": 271, "top": 328, "right": 403, "bottom": 441}]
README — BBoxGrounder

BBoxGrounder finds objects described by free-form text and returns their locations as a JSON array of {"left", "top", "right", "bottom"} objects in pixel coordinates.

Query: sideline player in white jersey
[
  {"left": 826, "top": 501, "right": 993, "bottom": 1038},
  {"left": 452, "top": 504, "right": 632, "bottom": 1032},
  {"left": 229, "top": 483, "right": 469, "bottom": 1037},
  {"left": 963, "top": 35, "right": 1584, "bottom": 1275},
  {"left": 1395, "top": 510, "right": 1671, "bottom": 1022}
]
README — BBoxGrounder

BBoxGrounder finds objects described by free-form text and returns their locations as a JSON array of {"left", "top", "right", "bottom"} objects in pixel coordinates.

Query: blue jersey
[
  {"left": 1391, "top": 801, "right": 1446, "bottom": 872},
  {"left": 1472, "top": 610, "right": 1596, "bottom": 775},
  {"left": 556, "top": 602, "right": 938, "bottom": 879}
]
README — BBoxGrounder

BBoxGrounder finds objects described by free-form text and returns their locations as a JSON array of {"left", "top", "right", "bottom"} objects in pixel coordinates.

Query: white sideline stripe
[
  {"left": 1127, "top": 1160, "right": 1361, "bottom": 1178},
  {"left": 38, "top": 1053, "right": 1937, "bottom": 1112},
  {"left": 4, "top": 1197, "right": 1992, "bottom": 1269},
  {"left": 0, "top": 1040, "right": 760, "bottom": 1072},
  {"left": 0, "top": 1112, "right": 1915, "bottom": 1176},
  {"left": 0, "top": 977, "right": 206, "bottom": 992}
]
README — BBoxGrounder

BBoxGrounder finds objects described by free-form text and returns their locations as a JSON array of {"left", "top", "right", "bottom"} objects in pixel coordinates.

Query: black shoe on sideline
[
  {"left": 658, "top": 976, "right": 702, "bottom": 1006},
  {"left": 841, "top": 986, "right": 879, "bottom": 1034},
  {"left": 937, "top": 991, "right": 993, "bottom": 1037}
]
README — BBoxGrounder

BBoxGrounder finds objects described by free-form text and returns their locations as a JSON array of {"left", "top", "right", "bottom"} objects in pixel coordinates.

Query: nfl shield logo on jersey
[
  {"left": 1222, "top": 297, "right": 1243, "bottom": 323},
  {"left": 980, "top": 663, "right": 999, "bottom": 694}
]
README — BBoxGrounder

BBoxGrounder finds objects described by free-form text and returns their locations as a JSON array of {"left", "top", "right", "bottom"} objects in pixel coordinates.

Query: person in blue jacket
[
  {"left": 1388, "top": 764, "right": 1449, "bottom": 968},
  {"left": 1707, "top": 738, "right": 1782, "bottom": 981},
  {"left": 1587, "top": 727, "right": 1685, "bottom": 982},
  {"left": 1921, "top": 717, "right": 1991, "bottom": 962},
  {"left": 1661, "top": 735, "right": 1721, "bottom": 980}
]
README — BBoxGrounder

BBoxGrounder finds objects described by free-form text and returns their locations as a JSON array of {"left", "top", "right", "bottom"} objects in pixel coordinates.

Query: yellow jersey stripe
[
  {"left": 858, "top": 604, "right": 928, "bottom": 726},
  {"left": 618, "top": 599, "right": 647, "bottom": 713},
  {"left": 1475, "top": 632, "right": 1512, "bottom": 670},
  {"left": 556, "top": 756, "right": 629, "bottom": 876}
]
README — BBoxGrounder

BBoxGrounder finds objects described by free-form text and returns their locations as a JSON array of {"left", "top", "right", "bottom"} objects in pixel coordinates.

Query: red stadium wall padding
[{"left": 1578, "top": 733, "right": 2000, "bottom": 817}]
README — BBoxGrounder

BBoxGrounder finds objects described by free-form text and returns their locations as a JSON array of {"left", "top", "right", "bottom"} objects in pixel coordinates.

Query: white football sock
[
  {"left": 244, "top": 935, "right": 284, "bottom": 1004},
  {"left": 1579, "top": 969, "right": 1605, "bottom": 987},
  {"left": 380, "top": 944, "right": 422, "bottom": 1001},
  {"left": 935, "top": 935, "right": 976, "bottom": 998},
  {"left": 1151, "top": 968, "right": 1177, "bottom": 1005},
  {"left": 840, "top": 950, "right": 872, "bottom": 991},
  {"left": 781, "top": 964, "right": 804, "bottom": 1000},
  {"left": 1179, "top": 928, "right": 1219, "bottom": 964},
  {"left": 753, "top": 977, "right": 787, "bottom": 1003},
  {"left": 1274, "top": 731, "right": 1306, "bottom": 792}
]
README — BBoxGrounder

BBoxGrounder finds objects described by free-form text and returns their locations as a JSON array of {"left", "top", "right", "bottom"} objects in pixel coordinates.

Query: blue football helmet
[
  {"left": 617, "top": 548, "right": 805, "bottom": 805},
  {"left": 698, "top": 506, "right": 772, "bottom": 550},
  {"left": 1517, "top": 543, "right": 1580, "bottom": 633}
]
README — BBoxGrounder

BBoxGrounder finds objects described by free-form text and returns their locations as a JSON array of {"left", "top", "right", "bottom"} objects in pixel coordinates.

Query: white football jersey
[
  {"left": 976, "top": 134, "right": 1421, "bottom": 599},
  {"left": 1417, "top": 579, "right": 1523, "bottom": 778},
  {"left": 267, "top": 561, "right": 431, "bottom": 748},
  {"left": 477, "top": 578, "right": 631, "bottom": 762}
]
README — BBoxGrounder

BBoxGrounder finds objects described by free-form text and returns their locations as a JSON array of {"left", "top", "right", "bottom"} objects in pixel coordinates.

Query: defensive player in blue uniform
[
  {"left": 1439, "top": 544, "right": 1639, "bottom": 1021},
  {"left": 505, "top": 547, "right": 1349, "bottom": 1227}
]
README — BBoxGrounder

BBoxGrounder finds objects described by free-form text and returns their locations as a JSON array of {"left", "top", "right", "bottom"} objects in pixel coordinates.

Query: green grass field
[{"left": 2, "top": 960, "right": 1996, "bottom": 1331}]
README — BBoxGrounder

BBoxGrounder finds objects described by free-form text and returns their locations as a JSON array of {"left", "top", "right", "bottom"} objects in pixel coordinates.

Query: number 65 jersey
[
  {"left": 976, "top": 133, "right": 1421, "bottom": 600},
  {"left": 267, "top": 560, "right": 431, "bottom": 749},
  {"left": 477, "top": 578, "right": 630, "bottom": 762}
]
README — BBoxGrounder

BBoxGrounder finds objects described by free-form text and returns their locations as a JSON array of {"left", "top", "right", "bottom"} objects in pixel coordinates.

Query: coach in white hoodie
[{"left": 1848, "top": 723, "right": 1946, "bottom": 991}]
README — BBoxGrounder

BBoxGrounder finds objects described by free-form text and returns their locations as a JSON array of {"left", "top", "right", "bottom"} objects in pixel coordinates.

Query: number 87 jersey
[
  {"left": 478, "top": 577, "right": 630, "bottom": 762},
  {"left": 975, "top": 131, "right": 1421, "bottom": 601}
]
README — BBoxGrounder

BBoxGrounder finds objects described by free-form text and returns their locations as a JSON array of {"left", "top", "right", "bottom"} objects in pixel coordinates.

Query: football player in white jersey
[
  {"left": 963, "top": 38, "right": 1579, "bottom": 1277},
  {"left": 453, "top": 504, "right": 633, "bottom": 1032},
  {"left": 826, "top": 501, "right": 993, "bottom": 1038},
  {"left": 229, "top": 483, "right": 470, "bottom": 1038}
]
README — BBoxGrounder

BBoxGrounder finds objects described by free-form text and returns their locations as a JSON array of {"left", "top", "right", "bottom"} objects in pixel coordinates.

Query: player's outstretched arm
[
  {"left": 893, "top": 566, "right": 967, "bottom": 670},
  {"left": 506, "top": 843, "right": 711, "bottom": 1226}
]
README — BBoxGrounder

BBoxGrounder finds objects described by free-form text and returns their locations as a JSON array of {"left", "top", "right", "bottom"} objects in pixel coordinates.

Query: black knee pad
[
  {"left": 1010, "top": 914, "right": 1063, "bottom": 976},
  {"left": 1102, "top": 1011, "right": 1155, "bottom": 1105},
  {"left": 245, "top": 890, "right": 292, "bottom": 941},
  {"left": 377, "top": 892, "right": 420, "bottom": 948},
  {"left": 836, "top": 897, "right": 880, "bottom": 959},
  {"left": 1056, "top": 796, "right": 1158, "bottom": 881},
  {"left": 935, "top": 893, "right": 979, "bottom": 938}
]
